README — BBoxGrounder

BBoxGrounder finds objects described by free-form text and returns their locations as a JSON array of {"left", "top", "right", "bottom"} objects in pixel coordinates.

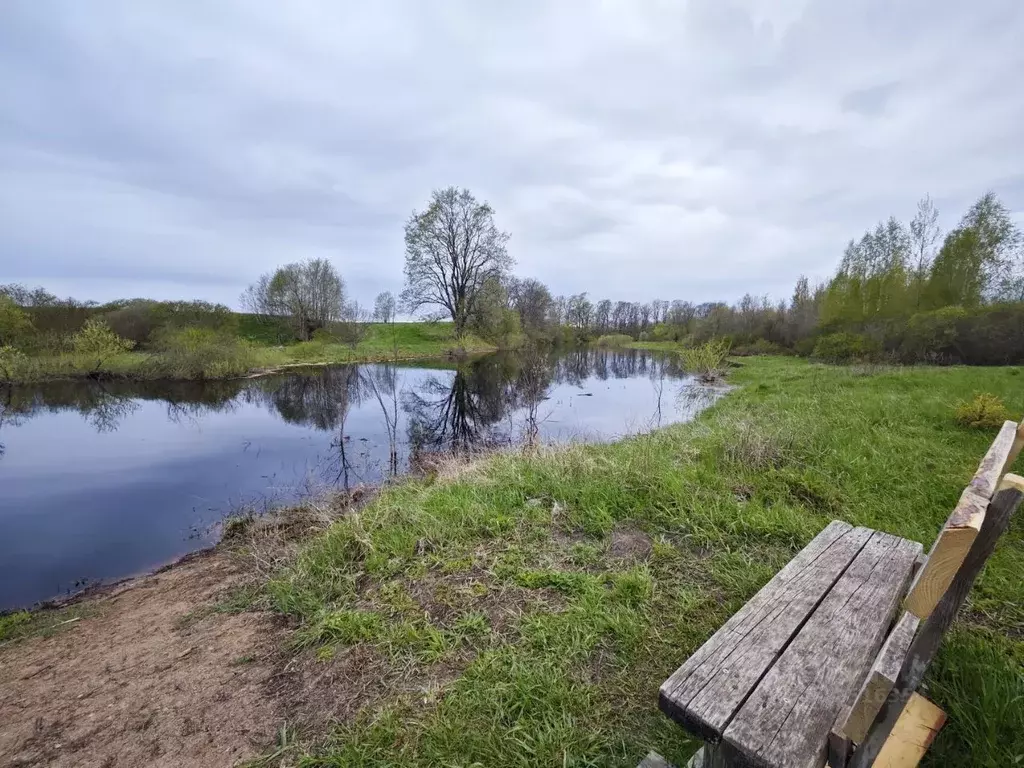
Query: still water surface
[{"left": 0, "top": 349, "right": 714, "bottom": 610}]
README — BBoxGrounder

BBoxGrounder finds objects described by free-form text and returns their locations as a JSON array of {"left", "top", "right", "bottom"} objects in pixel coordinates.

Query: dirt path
[{"left": 0, "top": 552, "right": 284, "bottom": 768}]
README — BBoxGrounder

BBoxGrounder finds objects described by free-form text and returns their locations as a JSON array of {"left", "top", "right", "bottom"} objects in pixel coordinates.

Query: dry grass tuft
[{"left": 720, "top": 416, "right": 800, "bottom": 470}]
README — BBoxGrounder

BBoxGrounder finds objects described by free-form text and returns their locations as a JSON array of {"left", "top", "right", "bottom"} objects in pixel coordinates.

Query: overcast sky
[{"left": 2, "top": 1, "right": 1023, "bottom": 309}]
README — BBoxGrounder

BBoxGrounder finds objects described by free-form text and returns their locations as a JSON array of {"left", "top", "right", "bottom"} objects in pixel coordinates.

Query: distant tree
[
  {"left": 242, "top": 258, "right": 346, "bottom": 341},
  {"left": 638, "top": 303, "right": 653, "bottom": 332},
  {"left": 0, "top": 296, "right": 33, "bottom": 347},
  {"left": 373, "top": 291, "right": 397, "bottom": 325},
  {"left": 594, "top": 299, "right": 612, "bottom": 334},
  {"left": 401, "top": 187, "right": 513, "bottom": 335},
  {"left": 926, "top": 192, "right": 1021, "bottom": 308},
  {"left": 469, "top": 277, "right": 520, "bottom": 341},
  {"left": 566, "top": 293, "right": 593, "bottom": 331},
  {"left": 550, "top": 295, "right": 568, "bottom": 327},
  {"left": 785, "top": 276, "right": 818, "bottom": 344},
  {"left": 372, "top": 291, "right": 399, "bottom": 357},
  {"left": 909, "top": 195, "right": 941, "bottom": 307},
  {"left": 0, "top": 284, "right": 58, "bottom": 307},
  {"left": 336, "top": 301, "right": 370, "bottom": 350},
  {"left": 668, "top": 300, "right": 696, "bottom": 331},
  {"left": 508, "top": 278, "right": 554, "bottom": 337}
]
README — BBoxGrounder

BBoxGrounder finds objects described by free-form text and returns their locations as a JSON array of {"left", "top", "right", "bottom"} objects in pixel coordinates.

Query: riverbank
[
  {"left": 1, "top": 322, "right": 498, "bottom": 384},
  {"left": 2, "top": 357, "right": 1022, "bottom": 767}
]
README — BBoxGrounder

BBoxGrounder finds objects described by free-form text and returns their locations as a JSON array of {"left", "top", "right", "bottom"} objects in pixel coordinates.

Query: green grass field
[
  {"left": 256, "top": 357, "right": 1024, "bottom": 767},
  {"left": 2, "top": 321, "right": 496, "bottom": 383}
]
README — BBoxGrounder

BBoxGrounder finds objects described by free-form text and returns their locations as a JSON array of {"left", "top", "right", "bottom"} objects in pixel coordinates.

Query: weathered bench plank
[
  {"left": 903, "top": 489, "right": 986, "bottom": 619},
  {"left": 835, "top": 610, "right": 920, "bottom": 747},
  {"left": 659, "top": 521, "right": 872, "bottom": 742},
  {"left": 967, "top": 420, "right": 1019, "bottom": 500},
  {"left": 849, "top": 475, "right": 1024, "bottom": 768},
  {"left": 722, "top": 531, "right": 922, "bottom": 768}
]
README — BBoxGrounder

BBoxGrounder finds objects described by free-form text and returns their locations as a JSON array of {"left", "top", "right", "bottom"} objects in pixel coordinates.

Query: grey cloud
[
  {"left": 1, "top": 0, "right": 1023, "bottom": 307},
  {"left": 841, "top": 83, "right": 899, "bottom": 117}
]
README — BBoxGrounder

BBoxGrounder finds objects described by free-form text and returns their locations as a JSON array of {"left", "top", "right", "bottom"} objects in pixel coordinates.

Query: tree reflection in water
[{"left": 0, "top": 350, "right": 695, "bottom": 477}]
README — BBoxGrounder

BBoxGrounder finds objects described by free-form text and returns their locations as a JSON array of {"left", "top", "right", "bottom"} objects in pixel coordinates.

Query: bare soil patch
[{"left": 0, "top": 552, "right": 283, "bottom": 768}]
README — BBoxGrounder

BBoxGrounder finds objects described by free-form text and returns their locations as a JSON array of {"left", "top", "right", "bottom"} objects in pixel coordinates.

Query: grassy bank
[
  {"left": 254, "top": 357, "right": 1023, "bottom": 767},
  {"left": 2, "top": 322, "right": 496, "bottom": 383}
]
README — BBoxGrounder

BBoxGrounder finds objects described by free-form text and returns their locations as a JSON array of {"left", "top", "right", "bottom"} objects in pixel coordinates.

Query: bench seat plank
[
  {"left": 659, "top": 521, "right": 872, "bottom": 742},
  {"left": 722, "top": 531, "right": 922, "bottom": 768}
]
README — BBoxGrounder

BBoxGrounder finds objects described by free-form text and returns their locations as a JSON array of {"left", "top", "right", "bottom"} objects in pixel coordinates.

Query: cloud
[{"left": 1, "top": 0, "right": 1022, "bottom": 307}]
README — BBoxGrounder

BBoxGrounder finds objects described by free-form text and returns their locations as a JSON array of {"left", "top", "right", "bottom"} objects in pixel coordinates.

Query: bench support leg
[{"left": 686, "top": 744, "right": 728, "bottom": 768}]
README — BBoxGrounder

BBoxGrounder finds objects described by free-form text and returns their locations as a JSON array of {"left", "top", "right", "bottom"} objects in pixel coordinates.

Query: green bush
[
  {"left": 900, "top": 307, "right": 967, "bottom": 362},
  {"left": 149, "top": 327, "right": 256, "bottom": 379},
  {"left": 594, "top": 334, "right": 634, "bottom": 348},
  {"left": 953, "top": 393, "right": 1012, "bottom": 429},
  {"left": 0, "top": 345, "right": 27, "bottom": 381},
  {"left": 811, "top": 332, "right": 880, "bottom": 363},
  {"left": 72, "top": 319, "right": 136, "bottom": 372},
  {"left": 0, "top": 296, "right": 34, "bottom": 347},
  {"left": 680, "top": 339, "right": 731, "bottom": 382},
  {"left": 101, "top": 300, "right": 238, "bottom": 347}
]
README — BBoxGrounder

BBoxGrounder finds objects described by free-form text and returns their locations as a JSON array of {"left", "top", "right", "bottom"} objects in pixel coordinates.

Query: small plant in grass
[
  {"left": 300, "top": 609, "right": 383, "bottom": 647},
  {"left": 0, "top": 611, "right": 32, "bottom": 642},
  {"left": 953, "top": 393, "right": 1011, "bottom": 429},
  {"left": 72, "top": 318, "right": 135, "bottom": 373},
  {"left": 680, "top": 339, "right": 731, "bottom": 382}
]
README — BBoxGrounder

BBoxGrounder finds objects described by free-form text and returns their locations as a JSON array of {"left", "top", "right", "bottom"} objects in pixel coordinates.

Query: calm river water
[{"left": 0, "top": 349, "right": 715, "bottom": 610}]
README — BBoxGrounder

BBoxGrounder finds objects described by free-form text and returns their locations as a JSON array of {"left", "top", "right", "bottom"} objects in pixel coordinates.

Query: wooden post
[{"left": 848, "top": 475, "right": 1024, "bottom": 768}]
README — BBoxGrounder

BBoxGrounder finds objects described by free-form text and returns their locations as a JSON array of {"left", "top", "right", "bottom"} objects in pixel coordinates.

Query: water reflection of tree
[
  {"left": 250, "top": 366, "right": 364, "bottom": 431},
  {"left": 0, "top": 380, "right": 145, "bottom": 439},
  {"left": 403, "top": 352, "right": 555, "bottom": 461},
  {"left": 248, "top": 366, "right": 367, "bottom": 489},
  {"left": 361, "top": 364, "right": 401, "bottom": 477},
  {"left": 0, "top": 349, "right": 690, "bottom": 464}
]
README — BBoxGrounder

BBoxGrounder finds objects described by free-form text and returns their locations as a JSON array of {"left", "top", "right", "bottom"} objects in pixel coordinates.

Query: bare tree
[
  {"left": 401, "top": 187, "right": 513, "bottom": 335},
  {"left": 242, "top": 258, "right": 346, "bottom": 341},
  {"left": 373, "top": 291, "right": 397, "bottom": 325},
  {"left": 910, "top": 195, "right": 941, "bottom": 292},
  {"left": 374, "top": 290, "right": 399, "bottom": 358},
  {"left": 336, "top": 301, "right": 369, "bottom": 350}
]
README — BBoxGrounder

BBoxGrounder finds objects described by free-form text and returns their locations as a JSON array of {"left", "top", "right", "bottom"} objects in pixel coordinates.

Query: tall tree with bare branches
[{"left": 401, "top": 187, "right": 513, "bottom": 335}]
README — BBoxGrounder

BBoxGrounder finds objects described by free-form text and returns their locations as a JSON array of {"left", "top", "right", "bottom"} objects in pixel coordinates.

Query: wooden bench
[{"left": 653, "top": 420, "right": 1024, "bottom": 768}]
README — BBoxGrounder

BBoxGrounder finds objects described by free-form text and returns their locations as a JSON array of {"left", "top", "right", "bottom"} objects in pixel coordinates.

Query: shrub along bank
[{"left": 0, "top": 300, "right": 495, "bottom": 383}]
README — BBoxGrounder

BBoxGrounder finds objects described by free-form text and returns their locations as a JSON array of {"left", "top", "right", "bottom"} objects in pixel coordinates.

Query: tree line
[
  {"left": 3, "top": 185, "right": 1022, "bottom": 367},
  {"left": 392, "top": 186, "right": 1024, "bottom": 364}
]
